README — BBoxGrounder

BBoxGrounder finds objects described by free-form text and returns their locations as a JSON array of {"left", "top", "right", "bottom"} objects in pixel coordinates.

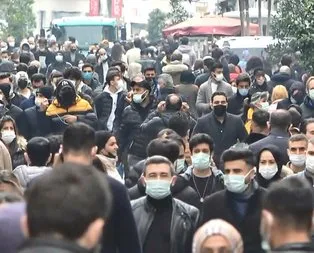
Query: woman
[
  {"left": 111, "top": 43, "right": 127, "bottom": 63},
  {"left": 256, "top": 145, "right": 292, "bottom": 188},
  {"left": 95, "top": 131, "right": 123, "bottom": 183},
  {"left": 157, "top": 73, "right": 175, "bottom": 102},
  {"left": 269, "top": 85, "right": 288, "bottom": 113},
  {"left": 0, "top": 116, "right": 26, "bottom": 169},
  {"left": 193, "top": 219, "right": 243, "bottom": 253}
]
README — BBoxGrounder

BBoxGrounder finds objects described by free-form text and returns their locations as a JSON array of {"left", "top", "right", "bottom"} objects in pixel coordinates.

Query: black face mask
[
  {"left": 18, "top": 79, "right": 28, "bottom": 89},
  {"left": 213, "top": 105, "right": 227, "bottom": 117}
]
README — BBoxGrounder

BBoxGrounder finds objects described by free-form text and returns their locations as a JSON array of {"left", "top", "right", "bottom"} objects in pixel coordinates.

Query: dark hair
[
  {"left": 211, "top": 91, "right": 228, "bottom": 103},
  {"left": 27, "top": 65, "right": 39, "bottom": 79},
  {"left": 144, "top": 155, "right": 174, "bottom": 176},
  {"left": 211, "top": 61, "right": 224, "bottom": 73},
  {"left": 106, "top": 69, "right": 120, "bottom": 85},
  {"left": 82, "top": 63, "right": 94, "bottom": 72},
  {"left": 55, "top": 79, "right": 77, "bottom": 108},
  {"left": 221, "top": 146, "right": 255, "bottom": 168},
  {"left": 194, "top": 59, "right": 204, "bottom": 70},
  {"left": 63, "top": 123, "right": 95, "bottom": 155},
  {"left": 0, "top": 115, "right": 18, "bottom": 136},
  {"left": 47, "top": 134, "right": 63, "bottom": 166},
  {"left": 180, "top": 37, "right": 189, "bottom": 45},
  {"left": 63, "top": 67, "right": 82, "bottom": 81},
  {"left": 92, "top": 156, "right": 107, "bottom": 174},
  {"left": 263, "top": 177, "right": 313, "bottom": 231},
  {"left": 203, "top": 56, "right": 215, "bottom": 70},
  {"left": 211, "top": 48, "right": 223, "bottom": 61},
  {"left": 146, "top": 138, "right": 180, "bottom": 163},
  {"left": 252, "top": 110, "right": 269, "bottom": 129},
  {"left": 111, "top": 44, "right": 124, "bottom": 62},
  {"left": 16, "top": 63, "right": 28, "bottom": 73},
  {"left": 171, "top": 53, "right": 182, "bottom": 62},
  {"left": 111, "top": 61, "right": 126, "bottom": 73},
  {"left": 256, "top": 145, "right": 283, "bottom": 187},
  {"left": 24, "top": 163, "right": 112, "bottom": 239},
  {"left": 246, "top": 56, "right": 263, "bottom": 73},
  {"left": 27, "top": 137, "right": 51, "bottom": 166},
  {"left": 31, "top": 73, "right": 46, "bottom": 84},
  {"left": 134, "top": 38, "right": 141, "bottom": 48},
  {"left": 270, "top": 109, "right": 292, "bottom": 130},
  {"left": 229, "top": 54, "right": 240, "bottom": 65},
  {"left": 189, "top": 133, "right": 214, "bottom": 153},
  {"left": 95, "top": 131, "right": 114, "bottom": 153},
  {"left": 168, "top": 111, "right": 190, "bottom": 138},
  {"left": 19, "top": 53, "right": 31, "bottom": 65},
  {"left": 288, "top": 106, "right": 302, "bottom": 128},
  {"left": 236, "top": 73, "right": 251, "bottom": 86},
  {"left": 281, "top": 54, "right": 293, "bottom": 67},
  {"left": 1, "top": 50, "right": 9, "bottom": 55}
]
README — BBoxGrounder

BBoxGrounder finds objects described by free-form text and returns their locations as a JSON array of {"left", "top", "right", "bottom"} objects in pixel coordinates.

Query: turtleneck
[{"left": 147, "top": 195, "right": 173, "bottom": 210}]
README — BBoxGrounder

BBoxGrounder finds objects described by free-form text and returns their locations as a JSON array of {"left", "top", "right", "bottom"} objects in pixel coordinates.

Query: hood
[
  {"left": 177, "top": 45, "right": 193, "bottom": 54},
  {"left": 162, "top": 62, "right": 188, "bottom": 73},
  {"left": 271, "top": 72, "right": 291, "bottom": 83}
]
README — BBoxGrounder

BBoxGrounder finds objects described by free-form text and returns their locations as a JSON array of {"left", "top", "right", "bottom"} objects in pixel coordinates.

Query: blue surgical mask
[
  {"left": 224, "top": 170, "right": 252, "bottom": 193},
  {"left": 175, "top": 158, "right": 186, "bottom": 173},
  {"left": 145, "top": 179, "right": 171, "bottom": 199},
  {"left": 238, "top": 88, "right": 249, "bottom": 97},
  {"left": 192, "top": 152, "right": 210, "bottom": 170},
  {"left": 83, "top": 72, "right": 93, "bottom": 80},
  {"left": 133, "top": 92, "right": 146, "bottom": 104},
  {"left": 309, "top": 90, "right": 314, "bottom": 100}
]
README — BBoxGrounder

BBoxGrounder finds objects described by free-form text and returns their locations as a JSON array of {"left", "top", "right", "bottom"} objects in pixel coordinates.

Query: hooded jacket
[
  {"left": 162, "top": 61, "right": 189, "bottom": 85},
  {"left": 268, "top": 72, "right": 294, "bottom": 91},
  {"left": 13, "top": 165, "right": 52, "bottom": 188},
  {"left": 175, "top": 45, "right": 196, "bottom": 67},
  {"left": 301, "top": 96, "right": 314, "bottom": 119}
]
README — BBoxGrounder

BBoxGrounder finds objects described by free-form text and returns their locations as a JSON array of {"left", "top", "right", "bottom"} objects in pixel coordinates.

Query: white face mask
[
  {"left": 117, "top": 79, "right": 124, "bottom": 90},
  {"left": 1, "top": 130, "right": 16, "bottom": 144},
  {"left": 306, "top": 155, "right": 314, "bottom": 173},
  {"left": 289, "top": 154, "right": 306, "bottom": 167},
  {"left": 8, "top": 42, "right": 15, "bottom": 47},
  {"left": 55, "top": 55, "right": 63, "bottom": 62},
  {"left": 224, "top": 170, "right": 252, "bottom": 193},
  {"left": 175, "top": 158, "right": 185, "bottom": 173},
  {"left": 259, "top": 165, "right": 278, "bottom": 180},
  {"left": 214, "top": 73, "right": 224, "bottom": 82}
]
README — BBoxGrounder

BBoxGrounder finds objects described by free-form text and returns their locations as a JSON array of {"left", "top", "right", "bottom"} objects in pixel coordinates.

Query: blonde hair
[
  {"left": 306, "top": 76, "right": 314, "bottom": 91},
  {"left": 271, "top": 85, "right": 288, "bottom": 102}
]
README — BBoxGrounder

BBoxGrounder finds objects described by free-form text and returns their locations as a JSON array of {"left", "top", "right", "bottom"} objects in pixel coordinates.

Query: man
[
  {"left": 95, "top": 48, "right": 112, "bottom": 85},
  {"left": 142, "top": 94, "right": 195, "bottom": 142},
  {"left": 13, "top": 137, "right": 51, "bottom": 188},
  {"left": 64, "top": 42, "right": 85, "bottom": 67},
  {"left": 249, "top": 68, "right": 272, "bottom": 96},
  {"left": 34, "top": 38, "right": 55, "bottom": 74},
  {"left": 201, "top": 146, "right": 266, "bottom": 253},
  {"left": 0, "top": 50, "right": 9, "bottom": 62},
  {"left": 82, "top": 63, "right": 100, "bottom": 91},
  {"left": 245, "top": 110, "right": 270, "bottom": 145},
  {"left": 55, "top": 123, "right": 142, "bottom": 253},
  {"left": 128, "top": 138, "right": 199, "bottom": 208},
  {"left": 63, "top": 67, "right": 93, "bottom": 99},
  {"left": 196, "top": 62, "right": 233, "bottom": 116},
  {"left": 179, "top": 133, "right": 224, "bottom": 209},
  {"left": 288, "top": 138, "right": 314, "bottom": 187},
  {"left": 118, "top": 77, "right": 155, "bottom": 168},
  {"left": 162, "top": 53, "right": 189, "bottom": 85},
  {"left": 20, "top": 73, "right": 46, "bottom": 110},
  {"left": 175, "top": 36, "right": 196, "bottom": 68},
  {"left": 94, "top": 69, "right": 126, "bottom": 131},
  {"left": 250, "top": 109, "right": 291, "bottom": 164},
  {"left": 301, "top": 76, "right": 314, "bottom": 119},
  {"left": 7, "top": 36, "right": 16, "bottom": 53},
  {"left": 23, "top": 86, "right": 54, "bottom": 139},
  {"left": 227, "top": 73, "right": 251, "bottom": 115},
  {"left": 143, "top": 66, "right": 158, "bottom": 97},
  {"left": 277, "top": 81, "right": 306, "bottom": 110},
  {"left": 126, "top": 39, "right": 141, "bottom": 64},
  {"left": 268, "top": 65, "right": 294, "bottom": 91},
  {"left": 46, "top": 79, "right": 97, "bottom": 133},
  {"left": 261, "top": 177, "right": 314, "bottom": 252},
  {"left": 303, "top": 118, "right": 314, "bottom": 139},
  {"left": 18, "top": 163, "right": 112, "bottom": 253},
  {"left": 131, "top": 155, "right": 199, "bottom": 253},
  {"left": 287, "top": 134, "right": 308, "bottom": 174},
  {"left": 211, "top": 48, "right": 230, "bottom": 83},
  {"left": 193, "top": 91, "right": 247, "bottom": 167},
  {"left": 137, "top": 49, "right": 157, "bottom": 74},
  {"left": 46, "top": 51, "right": 72, "bottom": 77}
]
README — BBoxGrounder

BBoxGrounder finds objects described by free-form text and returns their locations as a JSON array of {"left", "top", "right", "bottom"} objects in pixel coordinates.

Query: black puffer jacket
[
  {"left": 128, "top": 177, "right": 199, "bottom": 208},
  {"left": 268, "top": 72, "right": 294, "bottom": 91},
  {"left": 94, "top": 90, "right": 127, "bottom": 131},
  {"left": 125, "top": 160, "right": 145, "bottom": 188},
  {"left": 131, "top": 197, "right": 199, "bottom": 253},
  {"left": 141, "top": 110, "right": 196, "bottom": 142},
  {"left": 117, "top": 99, "right": 155, "bottom": 158}
]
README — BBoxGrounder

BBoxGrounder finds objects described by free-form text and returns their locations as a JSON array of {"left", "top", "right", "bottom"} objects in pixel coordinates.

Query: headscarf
[{"left": 193, "top": 219, "right": 243, "bottom": 253}]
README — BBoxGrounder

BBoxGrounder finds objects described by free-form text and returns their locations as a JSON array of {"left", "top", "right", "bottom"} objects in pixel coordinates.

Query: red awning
[{"left": 163, "top": 15, "right": 259, "bottom": 36}]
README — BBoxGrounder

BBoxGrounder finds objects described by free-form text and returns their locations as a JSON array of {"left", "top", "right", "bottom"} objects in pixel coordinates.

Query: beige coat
[{"left": 0, "top": 140, "right": 12, "bottom": 171}]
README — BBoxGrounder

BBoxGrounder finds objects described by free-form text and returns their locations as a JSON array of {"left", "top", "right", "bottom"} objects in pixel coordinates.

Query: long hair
[{"left": 111, "top": 44, "right": 124, "bottom": 62}]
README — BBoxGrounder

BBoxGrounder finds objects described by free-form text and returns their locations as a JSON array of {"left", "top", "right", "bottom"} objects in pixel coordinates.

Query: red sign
[
  {"left": 111, "top": 0, "right": 123, "bottom": 18},
  {"left": 89, "top": 0, "right": 100, "bottom": 16}
]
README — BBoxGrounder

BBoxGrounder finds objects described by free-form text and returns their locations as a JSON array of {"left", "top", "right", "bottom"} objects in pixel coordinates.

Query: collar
[
  {"left": 76, "top": 81, "right": 85, "bottom": 93},
  {"left": 270, "top": 128, "right": 289, "bottom": 137},
  {"left": 147, "top": 195, "right": 173, "bottom": 210},
  {"left": 103, "top": 85, "right": 121, "bottom": 95}
]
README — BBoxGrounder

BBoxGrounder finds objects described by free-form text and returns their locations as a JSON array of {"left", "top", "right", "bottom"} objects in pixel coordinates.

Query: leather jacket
[{"left": 131, "top": 196, "right": 199, "bottom": 253}]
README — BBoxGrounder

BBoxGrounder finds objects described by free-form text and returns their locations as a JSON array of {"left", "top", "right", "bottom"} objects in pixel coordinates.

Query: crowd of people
[{"left": 0, "top": 33, "right": 313, "bottom": 253}]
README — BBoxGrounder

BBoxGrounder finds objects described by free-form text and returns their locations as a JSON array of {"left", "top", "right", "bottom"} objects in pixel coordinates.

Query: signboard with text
[
  {"left": 111, "top": 0, "right": 123, "bottom": 18},
  {"left": 89, "top": 0, "right": 100, "bottom": 16}
]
